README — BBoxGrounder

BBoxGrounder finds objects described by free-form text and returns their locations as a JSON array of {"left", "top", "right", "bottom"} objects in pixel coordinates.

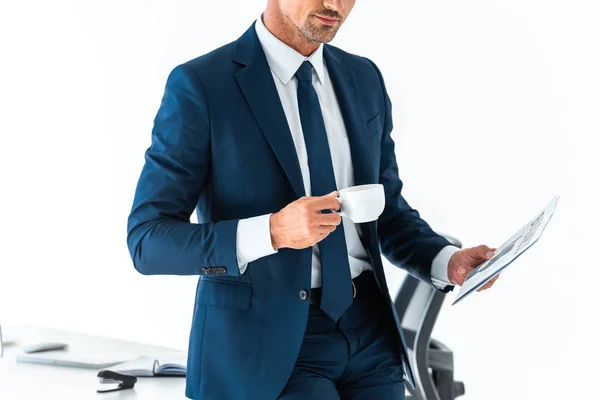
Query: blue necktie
[{"left": 295, "top": 61, "right": 353, "bottom": 321}]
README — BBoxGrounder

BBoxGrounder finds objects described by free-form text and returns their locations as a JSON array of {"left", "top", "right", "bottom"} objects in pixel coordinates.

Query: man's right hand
[{"left": 270, "top": 191, "right": 342, "bottom": 250}]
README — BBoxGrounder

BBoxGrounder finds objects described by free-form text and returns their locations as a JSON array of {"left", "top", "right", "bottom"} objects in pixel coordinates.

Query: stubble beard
[
  {"left": 298, "top": 18, "right": 339, "bottom": 44},
  {"left": 282, "top": 11, "right": 340, "bottom": 44}
]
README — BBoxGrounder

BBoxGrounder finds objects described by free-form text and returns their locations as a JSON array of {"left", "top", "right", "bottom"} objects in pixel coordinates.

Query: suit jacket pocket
[
  {"left": 366, "top": 112, "right": 382, "bottom": 139},
  {"left": 197, "top": 277, "right": 252, "bottom": 310}
]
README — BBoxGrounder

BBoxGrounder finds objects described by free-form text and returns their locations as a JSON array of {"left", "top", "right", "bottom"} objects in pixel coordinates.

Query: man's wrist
[
  {"left": 432, "top": 245, "right": 461, "bottom": 286},
  {"left": 269, "top": 213, "right": 282, "bottom": 250}
]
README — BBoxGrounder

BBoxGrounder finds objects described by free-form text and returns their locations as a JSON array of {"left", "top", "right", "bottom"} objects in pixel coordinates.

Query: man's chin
[
  {"left": 309, "top": 31, "right": 338, "bottom": 44},
  {"left": 320, "top": 33, "right": 337, "bottom": 43}
]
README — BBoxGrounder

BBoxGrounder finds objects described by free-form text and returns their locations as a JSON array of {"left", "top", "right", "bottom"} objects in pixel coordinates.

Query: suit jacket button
[{"left": 299, "top": 290, "right": 308, "bottom": 301}]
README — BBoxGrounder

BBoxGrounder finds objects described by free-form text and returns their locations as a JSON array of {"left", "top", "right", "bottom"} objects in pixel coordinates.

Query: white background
[{"left": 1, "top": 1, "right": 599, "bottom": 398}]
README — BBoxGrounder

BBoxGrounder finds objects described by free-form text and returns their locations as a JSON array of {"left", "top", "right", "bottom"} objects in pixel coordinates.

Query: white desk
[{"left": 0, "top": 326, "right": 188, "bottom": 400}]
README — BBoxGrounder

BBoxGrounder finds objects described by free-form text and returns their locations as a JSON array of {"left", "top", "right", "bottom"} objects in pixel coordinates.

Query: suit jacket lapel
[
  {"left": 324, "top": 46, "right": 375, "bottom": 187},
  {"left": 233, "top": 24, "right": 306, "bottom": 198},
  {"left": 324, "top": 47, "right": 378, "bottom": 246}
]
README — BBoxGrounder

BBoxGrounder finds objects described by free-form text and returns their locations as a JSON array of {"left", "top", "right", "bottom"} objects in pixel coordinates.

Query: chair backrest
[{"left": 395, "top": 235, "right": 462, "bottom": 400}]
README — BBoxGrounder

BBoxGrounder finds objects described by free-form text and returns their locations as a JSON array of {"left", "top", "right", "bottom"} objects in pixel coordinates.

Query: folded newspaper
[{"left": 452, "top": 196, "right": 559, "bottom": 305}]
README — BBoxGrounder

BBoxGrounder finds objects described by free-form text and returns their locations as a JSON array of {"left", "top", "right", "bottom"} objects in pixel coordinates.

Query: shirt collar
[{"left": 255, "top": 16, "right": 325, "bottom": 86}]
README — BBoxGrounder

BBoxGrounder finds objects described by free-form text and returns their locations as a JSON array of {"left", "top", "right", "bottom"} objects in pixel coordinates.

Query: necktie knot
[{"left": 295, "top": 61, "right": 313, "bottom": 83}]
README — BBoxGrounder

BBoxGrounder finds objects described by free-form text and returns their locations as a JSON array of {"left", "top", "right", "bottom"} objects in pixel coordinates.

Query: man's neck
[{"left": 261, "top": 11, "right": 319, "bottom": 57}]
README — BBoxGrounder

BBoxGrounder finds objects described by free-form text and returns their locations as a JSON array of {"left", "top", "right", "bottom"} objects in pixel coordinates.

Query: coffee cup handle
[{"left": 335, "top": 197, "right": 348, "bottom": 218}]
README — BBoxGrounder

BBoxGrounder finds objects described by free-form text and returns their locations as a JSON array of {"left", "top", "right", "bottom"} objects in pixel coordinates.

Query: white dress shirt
[{"left": 235, "top": 16, "right": 458, "bottom": 289}]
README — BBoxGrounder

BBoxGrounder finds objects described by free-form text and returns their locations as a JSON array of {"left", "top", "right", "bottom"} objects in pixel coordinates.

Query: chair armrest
[
  {"left": 427, "top": 348, "right": 454, "bottom": 372},
  {"left": 429, "top": 337, "right": 452, "bottom": 352}
]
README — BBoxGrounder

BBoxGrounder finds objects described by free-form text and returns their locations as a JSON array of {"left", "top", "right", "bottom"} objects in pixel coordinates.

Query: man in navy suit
[{"left": 127, "top": 1, "right": 499, "bottom": 398}]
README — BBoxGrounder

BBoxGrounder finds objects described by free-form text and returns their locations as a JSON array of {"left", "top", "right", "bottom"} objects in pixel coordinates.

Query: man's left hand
[{"left": 448, "top": 245, "right": 499, "bottom": 291}]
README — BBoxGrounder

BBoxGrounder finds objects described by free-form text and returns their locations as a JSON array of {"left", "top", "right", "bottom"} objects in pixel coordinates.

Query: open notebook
[{"left": 110, "top": 355, "right": 187, "bottom": 377}]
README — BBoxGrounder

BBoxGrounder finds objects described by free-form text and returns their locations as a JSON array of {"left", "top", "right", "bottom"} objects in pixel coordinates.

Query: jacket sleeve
[
  {"left": 367, "top": 59, "right": 452, "bottom": 288},
  {"left": 126, "top": 64, "right": 240, "bottom": 277}
]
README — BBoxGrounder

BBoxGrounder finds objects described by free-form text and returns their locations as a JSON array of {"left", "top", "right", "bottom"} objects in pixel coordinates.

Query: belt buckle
[{"left": 351, "top": 281, "right": 357, "bottom": 298}]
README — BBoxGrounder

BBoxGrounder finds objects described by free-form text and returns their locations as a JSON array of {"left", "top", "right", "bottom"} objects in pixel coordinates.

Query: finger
[
  {"left": 453, "top": 266, "right": 474, "bottom": 286},
  {"left": 316, "top": 221, "right": 339, "bottom": 232},
  {"left": 316, "top": 225, "right": 336, "bottom": 237},
  {"left": 469, "top": 244, "right": 496, "bottom": 260},
  {"left": 308, "top": 192, "right": 341, "bottom": 212},
  {"left": 317, "top": 231, "right": 331, "bottom": 238},
  {"left": 477, "top": 274, "right": 500, "bottom": 292},
  {"left": 477, "top": 282, "right": 493, "bottom": 292},
  {"left": 316, "top": 212, "right": 342, "bottom": 226}
]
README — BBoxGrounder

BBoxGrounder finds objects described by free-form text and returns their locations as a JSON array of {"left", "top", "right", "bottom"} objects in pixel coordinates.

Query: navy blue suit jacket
[{"left": 127, "top": 23, "right": 452, "bottom": 400}]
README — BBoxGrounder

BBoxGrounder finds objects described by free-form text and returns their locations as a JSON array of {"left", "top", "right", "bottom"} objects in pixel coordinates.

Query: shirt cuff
[
  {"left": 236, "top": 214, "right": 278, "bottom": 274},
  {"left": 431, "top": 245, "right": 461, "bottom": 290}
]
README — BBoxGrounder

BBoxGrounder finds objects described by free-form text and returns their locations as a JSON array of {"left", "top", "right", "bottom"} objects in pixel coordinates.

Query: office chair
[{"left": 395, "top": 235, "right": 465, "bottom": 400}]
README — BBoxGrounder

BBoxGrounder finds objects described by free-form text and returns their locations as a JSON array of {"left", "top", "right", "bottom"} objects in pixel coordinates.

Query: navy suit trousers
[{"left": 278, "top": 272, "right": 406, "bottom": 400}]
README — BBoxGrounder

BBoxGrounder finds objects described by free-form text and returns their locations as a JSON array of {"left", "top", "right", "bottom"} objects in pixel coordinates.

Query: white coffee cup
[{"left": 336, "top": 184, "right": 385, "bottom": 223}]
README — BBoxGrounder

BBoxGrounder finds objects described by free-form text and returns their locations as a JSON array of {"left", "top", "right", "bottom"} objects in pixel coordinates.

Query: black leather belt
[{"left": 309, "top": 270, "right": 379, "bottom": 307}]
